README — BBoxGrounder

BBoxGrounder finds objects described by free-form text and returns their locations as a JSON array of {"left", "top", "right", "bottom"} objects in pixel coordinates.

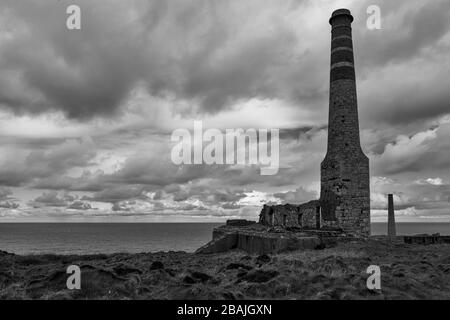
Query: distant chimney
[{"left": 388, "top": 194, "right": 396, "bottom": 238}]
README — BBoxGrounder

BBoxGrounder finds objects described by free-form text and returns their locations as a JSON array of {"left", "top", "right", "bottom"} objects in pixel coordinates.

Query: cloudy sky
[{"left": 0, "top": 0, "right": 449, "bottom": 223}]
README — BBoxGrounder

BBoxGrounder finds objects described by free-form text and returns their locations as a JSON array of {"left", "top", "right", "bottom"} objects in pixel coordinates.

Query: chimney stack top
[{"left": 329, "top": 9, "right": 354, "bottom": 25}]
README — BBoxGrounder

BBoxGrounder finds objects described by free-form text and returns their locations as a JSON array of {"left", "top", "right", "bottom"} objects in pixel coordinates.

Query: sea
[{"left": 0, "top": 222, "right": 449, "bottom": 255}]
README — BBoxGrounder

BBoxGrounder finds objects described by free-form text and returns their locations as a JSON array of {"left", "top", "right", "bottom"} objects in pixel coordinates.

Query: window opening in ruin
[
  {"left": 269, "top": 208, "right": 274, "bottom": 225},
  {"left": 316, "top": 207, "right": 321, "bottom": 229}
]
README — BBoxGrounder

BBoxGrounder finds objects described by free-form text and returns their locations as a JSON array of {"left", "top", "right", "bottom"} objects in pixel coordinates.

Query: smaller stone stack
[{"left": 388, "top": 194, "right": 396, "bottom": 238}]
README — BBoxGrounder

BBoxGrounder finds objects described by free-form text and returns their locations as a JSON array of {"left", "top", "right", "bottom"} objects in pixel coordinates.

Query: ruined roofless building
[{"left": 259, "top": 9, "right": 370, "bottom": 237}]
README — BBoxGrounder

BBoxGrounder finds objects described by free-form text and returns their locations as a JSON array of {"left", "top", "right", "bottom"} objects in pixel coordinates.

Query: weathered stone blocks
[
  {"left": 259, "top": 201, "right": 320, "bottom": 229},
  {"left": 320, "top": 9, "right": 370, "bottom": 237},
  {"left": 196, "top": 225, "right": 322, "bottom": 255}
]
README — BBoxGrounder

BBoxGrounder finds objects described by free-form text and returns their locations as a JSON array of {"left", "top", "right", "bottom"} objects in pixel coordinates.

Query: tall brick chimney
[{"left": 320, "top": 9, "right": 370, "bottom": 237}]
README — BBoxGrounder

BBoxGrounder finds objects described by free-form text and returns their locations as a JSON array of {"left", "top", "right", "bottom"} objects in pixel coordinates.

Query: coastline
[
  {"left": 1, "top": 222, "right": 450, "bottom": 255},
  {"left": 1, "top": 238, "right": 450, "bottom": 300}
]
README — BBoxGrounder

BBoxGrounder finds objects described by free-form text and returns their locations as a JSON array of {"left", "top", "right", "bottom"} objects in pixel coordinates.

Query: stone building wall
[
  {"left": 259, "top": 201, "right": 320, "bottom": 229},
  {"left": 257, "top": 9, "right": 370, "bottom": 238},
  {"left": 320, "top": 9, "right": 370, "bottom": 237}
]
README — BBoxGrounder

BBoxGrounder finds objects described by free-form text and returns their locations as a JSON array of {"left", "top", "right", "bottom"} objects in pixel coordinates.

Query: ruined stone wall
[
  {"left": 259, "top": 204, "right": 298, "bottom": 228},
  {"left": 320, "top": 9, "right": 370, "bottom": 237},
  {"left": 256, "top": 9, "right": 370, "bottom": 237},
  {"left": 299, "top": 202, "right": 319, "bottom": 229},
  {"left": 259, "top": 201, "right": 320, "bottom": 229}
]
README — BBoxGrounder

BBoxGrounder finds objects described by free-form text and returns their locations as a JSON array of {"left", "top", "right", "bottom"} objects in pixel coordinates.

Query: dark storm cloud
[
  {"left": 31, "top": 191, "right": 73, "bottom": 207},
  {"left": 362, "top": 69, "right": 450, "bottom": 127},
  {"left": 82, "top": 185, "right": 148, "bottom": 203},
  {"left": 173, "top": 190, "right": 190, "bottom": 202},
  {"left": 0, "top": 187, "right": 13, "bottom": 200},
  {"left": 372, "top": 178, "right": 450, "bottom": 212},
  {"left": 105, "top": 156, "right": 214, "bottom": 186},
  {"left": 170, "top": 185, "right": 247, "bottom": 206},
  {"left": 0, "top": 187, "right": 19, "bottom": 209},
  {"left": 355, "top": 0, "right": 450, "bottom": 68},
  {"left": 0, "top": 0, "right": 448, "bottom": 127},
  {"left": 111, "top": 202, "right": 132, "bottom": 212},
  {"left": 77, "top": 164, "right": 249, "bottom": 205},
  {"left": 0, "top": 0, "right": 147, "bottom": 119},
  {"left": 352, "top": 0, "right": 450, "bottom": 126},
  {"left": 96, "top": 146, "right": 296, "bottom": 190},
  {"left": 0, "top": 0, "right": 315, "bottom": 119},
  {"left": 30, "top": 191, "right": 93, "bottom": 211},
  {"left": 274, "top": 186, "right": 317, "bottom": 204},
  {"left": 279, "top": 126, "right": 326, "bottom": 141},
  {"left": 30, "top": 172, "right": 106, "bottom": 192},
  {"left": 0, "top": 136, "right": 66, "bottom": 149},
  {"left": 0, "top": 137, "right": 96, "bottom": 186},
  {"left": 67, "top": 201, "right": 92, "bottom": 210},
  {"left": 372, "top": 124, "right": 450, "bottom": 176},
  {"left": 19, "top": 131, "right": 319, "bottom": 201},
  {"left": 0, "top": 201, "right": 19, "bottom": 209},
  {"left": 110, "top": 200, "right": 209, "bottom": 214},
  {"left": 1, "top": 0, "right": 450, "bottom": 220}
]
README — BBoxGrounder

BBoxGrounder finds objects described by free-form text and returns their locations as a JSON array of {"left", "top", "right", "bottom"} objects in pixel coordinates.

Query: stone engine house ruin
[{"left": 259, "top": 9, "right": 370, "bottom": 237}]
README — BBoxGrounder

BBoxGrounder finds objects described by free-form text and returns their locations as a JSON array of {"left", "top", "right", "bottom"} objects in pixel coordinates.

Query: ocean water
[
  {"left": 0, "top": 223, "right": 221, "bottom": 255},
  {"left": 371, "top": 222, "right": 450, "bottom": 237},
  {"left": 0, "top": 222, "right": 449, "bottom": 255}
]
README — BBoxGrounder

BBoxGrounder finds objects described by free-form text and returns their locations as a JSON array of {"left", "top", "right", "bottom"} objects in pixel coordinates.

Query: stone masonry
[
  {"left": 388, "top": 194, "right": 396, "bottom": 237},
  {"left": 320, "top": 9, "right": 370, "bottom": 237},
  {"left": 198, "top": 9, "right": 372, "bottom": 255},
  {"left": 259, "top": 201, "right": 320, "bottom": 229},
  {"left": 259, "top": 9, "right": 370, "bottom": 237}
]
